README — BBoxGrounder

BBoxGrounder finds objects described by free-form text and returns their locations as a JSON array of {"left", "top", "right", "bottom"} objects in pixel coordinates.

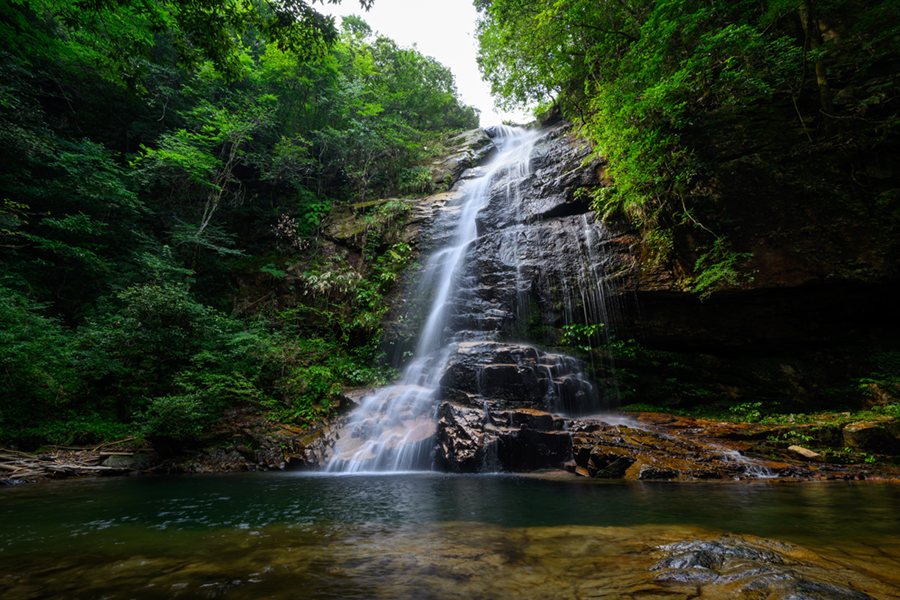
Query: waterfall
[{"left": 325, "top": 125, "right": 618, "bottom": 472}]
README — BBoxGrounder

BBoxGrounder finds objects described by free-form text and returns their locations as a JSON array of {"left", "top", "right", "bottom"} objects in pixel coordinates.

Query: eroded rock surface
[
  {"left": 425, "top": 128, "right": 494, "bottom": 187},
  {"left": 434, "top": 403, "right": 570, "bottom": 473},
  {"left": 568, "top": 419, "right": 801, "bottom": 481},
  {"left": 437, "top": 341, "right": 594, "bottom": 412},
  {"left": 652, "top": 534, "right": 879, "bottom": 600}
]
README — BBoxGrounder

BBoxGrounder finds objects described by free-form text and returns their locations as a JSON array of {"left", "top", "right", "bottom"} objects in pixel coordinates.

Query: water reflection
[{"left": 2, "top": 474, "right": 900, "bottom": 598}]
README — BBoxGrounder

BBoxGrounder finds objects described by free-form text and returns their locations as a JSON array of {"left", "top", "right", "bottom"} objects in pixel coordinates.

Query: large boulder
[
  {"left": 842, "top": 419, "right": 900, "bottom": 454},
  {"left": 436, "top": 341, "right": 598, "bottom": 413},
  {"left": 433, "top": 402, "right": 571, "bottom": 473}
]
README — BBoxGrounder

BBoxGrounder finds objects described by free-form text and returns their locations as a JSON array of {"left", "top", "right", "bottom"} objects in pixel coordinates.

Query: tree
[
  {"left": 476, "top": 0, "right": 900, "bottom": 293},
  {"left": 5, "top": 0, "right": 375, "bottom": 84},
  {"left": 0, "top": 1, "right": 484, "bottom": 448},
  {"left": 136, "top": 89, "right": 277, "bottom": 260}
]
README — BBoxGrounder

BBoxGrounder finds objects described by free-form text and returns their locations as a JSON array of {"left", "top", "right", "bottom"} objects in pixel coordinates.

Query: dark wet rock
[
  {"left": 496, "top": 407, "right": 566, "bottom": 431},
  {"left": 100, "top": 453, "right": 151, "bottom": 470},
  {"left": 464, "top": 205, "right": 633, "bottom": 346},
  {"left": 842, "top": 419, "right": 900, "bottom": 454},
  {"left": 521, "top": 127, "right": 603, "bottom": 223},
  {"left": 434, "top": 403, "right": 571, "bottom": 473},
  {"left": 438, "top": 341, "right": 544, "bottom": 405},
  {"left": 434, "top": 403, "right": 485, "bottom": 472},
  {"left": 426, "top": 128, "right": 494, "bottom": 188},
  {"left": 652, "top": 535, "right": 877, "bottom": 600},
  {"left": 432, "top": 399, "right": 822, "bottom": 479},
  {"left": 497, "top": 428, "right": 572, "bottom": 472},
  {"left": 437, "top": 341, "right": 597, "bottom": 413},
  {"left": 381, "top": 122, "right": 634, "bottom": 374}
]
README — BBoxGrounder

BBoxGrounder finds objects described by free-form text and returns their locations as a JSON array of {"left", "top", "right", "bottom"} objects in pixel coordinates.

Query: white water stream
[{"left": 326, "top": 126, "right": 541, "bottom": 472}]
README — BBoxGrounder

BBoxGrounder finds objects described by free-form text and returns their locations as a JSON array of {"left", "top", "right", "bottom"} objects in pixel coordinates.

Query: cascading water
[
  {"left": 324, "top": 124, "right": 795, "bottom": 480},
  {"left": 326, "top": 128, "right": 534, "bottom": 472},
  {"left": 326, "top": 126, "right": 616, "bottom": 472},
  {"left": 415, "top": 126, "right": 539, "bottom": 355}
]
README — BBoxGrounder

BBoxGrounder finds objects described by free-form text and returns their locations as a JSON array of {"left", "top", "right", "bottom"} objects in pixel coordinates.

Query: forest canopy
[
  {"left": 476, "top": 0, "right": 900, "bottom": 294},
  {"left": 0, "top": 0, "right": 479, "bottom": 447}
]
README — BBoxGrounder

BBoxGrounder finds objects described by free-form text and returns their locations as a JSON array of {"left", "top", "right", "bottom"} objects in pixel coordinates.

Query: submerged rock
[{"left": 652, "top": 534, "right": 877, "bottom": 600}]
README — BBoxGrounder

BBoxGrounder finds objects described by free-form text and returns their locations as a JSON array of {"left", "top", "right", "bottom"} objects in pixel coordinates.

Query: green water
[{"left": 1, "top": 474, "right": 899, "bottom": 598}]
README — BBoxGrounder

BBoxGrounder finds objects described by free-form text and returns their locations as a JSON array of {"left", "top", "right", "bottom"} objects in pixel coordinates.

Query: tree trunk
[{"left": 800, "top": 1, "right": 835, "bottom": 128}]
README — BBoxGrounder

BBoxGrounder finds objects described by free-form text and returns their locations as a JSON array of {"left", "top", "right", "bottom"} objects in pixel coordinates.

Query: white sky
[{"left": 318, "top": 0, "right": 532, "bottom": 127}]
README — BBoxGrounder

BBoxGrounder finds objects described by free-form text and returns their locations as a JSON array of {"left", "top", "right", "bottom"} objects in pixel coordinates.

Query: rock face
[
  {"left": 433, "top": 403, "right": 571, "bottom": 473},
  {"left": 437, "top": 341, "right": 595, "bottom": 412},
  {"left": 428, "top": 340, "right": 600, "bottom": 473},
  {"left": 425, "top": 128, "right": 494, "bottom": 187},
  {"left": 383, "top": 123, "right": 634, "bottom": 363}
]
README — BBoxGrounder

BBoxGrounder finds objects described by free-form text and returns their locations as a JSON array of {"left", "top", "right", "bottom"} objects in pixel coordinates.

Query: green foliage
[
  {"left": 142, "top": 368, "right": 259, "bottom": 440},
  {"left": 398, "top": 165, "right": 433, "bottom": 194},
  {"left": 562, "top": 323, "right": 604, "bottom": 353},
  {"left": 856, "top": 350, "right": 900, "bottom": 399},
  {"left": 729, "top": 402, "right": 764, "bottom": 423},
  {"left": 359, "top": 199, "right": 412, "bottom": 257},
  {"left": 80, "top": 283, "right": 239, "bottom": 402},
  {"left": 0, "top": 6, "right": 476, "bottom": 449},
  {"left": 688, "top": 238, "right": 754, "bottom": 299},
  {"left": 294, "top": 190, "right": 331, "bottom": 236},
  {"left": 260, "top": 263, "right": 286, "bottom": 279},
  {"left": 476, "top": 0, "right": 900, "bottom": 296},
  {"left": 9, "top": 0, "right": 375, "bottom": 85},
  {"left": 0, "top": 286, "right": 76, "bottom": 441},
  {"left": 256, "top": 334, "right": 394, "bottom": 423}
]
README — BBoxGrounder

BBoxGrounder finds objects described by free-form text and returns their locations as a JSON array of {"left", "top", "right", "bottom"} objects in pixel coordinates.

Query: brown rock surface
[
  {"left": 570, "top": 419, "right": 805, "bottom": 481},
  {"left": 787, "top": 445, "right": 825, "bottom": 462},
  {"left": 843, "top": 419, "right": 900, "bottom": 454}
]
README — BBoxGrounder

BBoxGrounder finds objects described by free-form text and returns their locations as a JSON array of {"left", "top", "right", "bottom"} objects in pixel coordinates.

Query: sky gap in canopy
[{"left": 319, "top": 0, "right": 532, "bottom": 125}]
